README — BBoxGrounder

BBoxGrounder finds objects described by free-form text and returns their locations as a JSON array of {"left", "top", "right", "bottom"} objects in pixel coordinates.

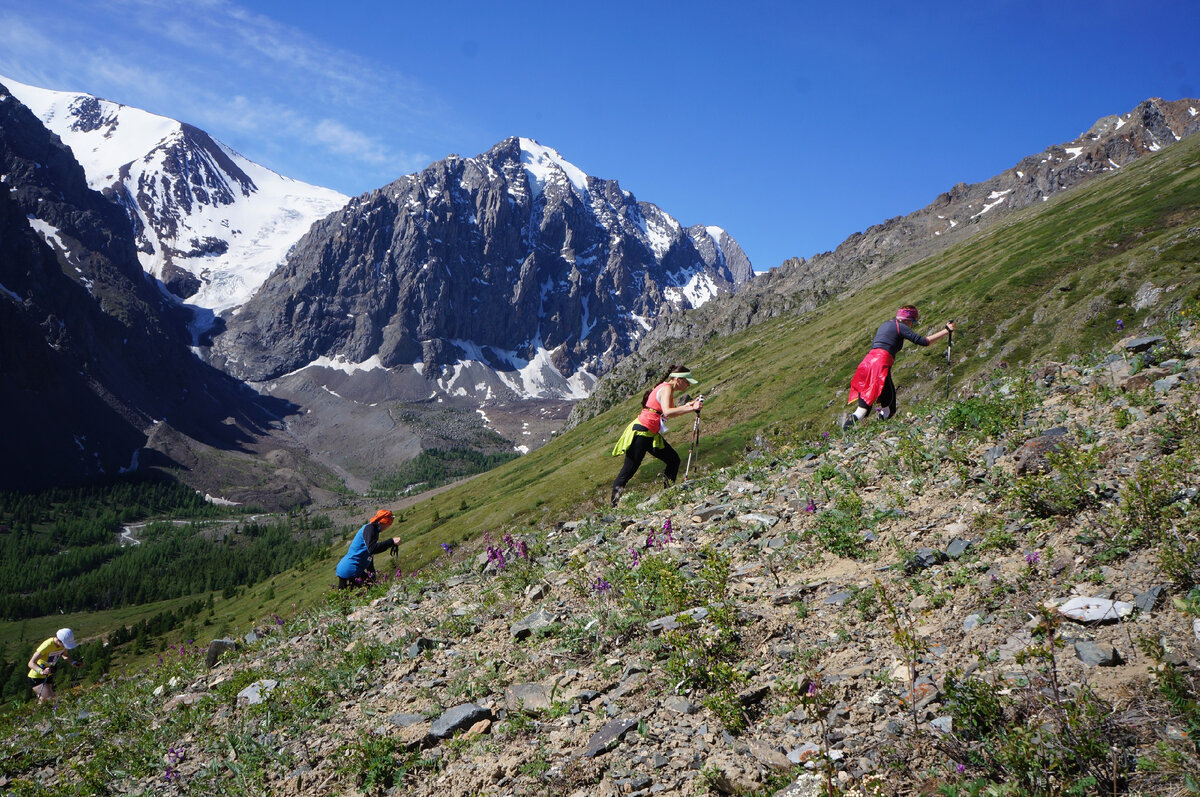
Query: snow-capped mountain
[
  {"left": 211, "top": 137, "right": 752, "bottom": 402},
  {"left": 0, "top": 79, "right": 312, "bottom": 504},
  {"left": 2, "top": 75, "right": 348, "bottom": 318}
]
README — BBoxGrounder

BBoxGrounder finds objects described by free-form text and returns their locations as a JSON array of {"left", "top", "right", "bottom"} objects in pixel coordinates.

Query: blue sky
[{"left": 1, "top": 0, "right": 1197, "bottom": 271}]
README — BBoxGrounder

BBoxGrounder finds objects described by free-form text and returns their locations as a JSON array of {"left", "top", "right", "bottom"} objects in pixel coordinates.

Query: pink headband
[{"left": 896, "top": 307, "right": 919, "bottom": 325}]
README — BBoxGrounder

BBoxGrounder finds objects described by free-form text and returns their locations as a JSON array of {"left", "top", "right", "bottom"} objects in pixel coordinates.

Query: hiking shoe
[
  {"left": 610, "top": 486, "right": 623, "bottom": 507},
  {"left": 839, "top": 413, "right": 856, "bottom": 431}
]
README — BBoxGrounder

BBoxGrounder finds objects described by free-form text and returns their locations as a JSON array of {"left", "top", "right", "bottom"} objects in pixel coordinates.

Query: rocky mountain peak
[
  {"left": 2, "top": 74, "right": 348, "bottom": 315},
  {"left": 210, "top": 137, "right": 753, "bottom": 402}
]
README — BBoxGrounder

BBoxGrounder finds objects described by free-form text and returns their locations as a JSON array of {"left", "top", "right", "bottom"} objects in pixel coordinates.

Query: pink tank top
[{"left": 636, "top": 382, "right": 670, "bottom": 433}]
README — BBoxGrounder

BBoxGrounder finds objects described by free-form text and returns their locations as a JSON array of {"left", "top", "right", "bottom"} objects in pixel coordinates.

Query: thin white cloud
[{"left": 0, "top": 0, "right": 458, "bottom": 194}]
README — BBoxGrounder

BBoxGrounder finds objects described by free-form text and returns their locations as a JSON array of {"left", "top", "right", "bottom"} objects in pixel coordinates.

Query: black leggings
[
  {"left": 857, "top": 373, "right": 897, "bottom": 417},
  {"left": 613, "top": 434, "right": 680, "bottom": 492},
  {"left": 337, "top": 568, "right": 376, "bottom": 590}
]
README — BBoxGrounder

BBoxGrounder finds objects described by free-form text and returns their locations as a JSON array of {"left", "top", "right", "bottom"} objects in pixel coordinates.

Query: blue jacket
[{"left": 335, "top": 522, "right": 391, "bottom": 579}]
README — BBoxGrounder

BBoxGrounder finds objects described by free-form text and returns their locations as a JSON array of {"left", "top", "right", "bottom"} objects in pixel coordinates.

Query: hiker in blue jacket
[{"left": 335, "top": 510, "right": 399, "bottom": 588}]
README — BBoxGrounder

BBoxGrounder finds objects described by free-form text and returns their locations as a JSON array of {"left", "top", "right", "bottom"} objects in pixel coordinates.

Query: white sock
[{"left": 853, "top": 407, "right": 869, "bottom": 420}]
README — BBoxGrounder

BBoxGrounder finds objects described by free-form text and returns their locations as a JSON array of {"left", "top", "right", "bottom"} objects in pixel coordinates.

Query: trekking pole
[
  {"left": 944, "top": 323, "right": 954, "bottom": 399},
  {"left": 684, "top": 396, "right": 704, "bottom": 480}
]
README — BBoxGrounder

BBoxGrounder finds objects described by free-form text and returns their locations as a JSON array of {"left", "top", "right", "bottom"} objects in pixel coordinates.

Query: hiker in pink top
[{"left": 610, "top": 366, "right": 702, "bottom": 505}]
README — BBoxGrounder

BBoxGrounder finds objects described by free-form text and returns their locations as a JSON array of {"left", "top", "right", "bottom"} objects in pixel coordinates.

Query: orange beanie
[{"left": 370, "top": 509, "right": 394, "bottom": 525}]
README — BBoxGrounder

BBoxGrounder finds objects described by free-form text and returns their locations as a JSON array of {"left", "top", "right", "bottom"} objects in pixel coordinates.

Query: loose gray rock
[
  {"left": 904, "top": 548, "right": 948, "bottom": 574},
  {"left": 691, "top": 504, "right": 732, "bottom": 522},
  {"left": 204, "top": 638, "right": 240, "bottom": 669},
  {"left": 405, "top": 637, "right": 438, "bottom": 658},
  {"left": 1133, "top": 587, "right": 1164, "bottom": 614},
  {"left": 504, "top": 683, "right": 552, "bottom": 713},
  {"left": 824, "top": 591, "right": 852, "bottom": 606},
  {"left": 930, "top": 716, "right": 953, "bottom": 733},
  {"left": 646, "top": 607, "right": 709, "bottom": 633},
  {"left": 984, "top": 445, "right": 1007, "bottom": 468},
  {"left": 1125, "top": 335, "right": 1166, "bottom": 353},
  {"left": 1154, "top": 375, "right": 1183, "bottom": 394},
  {"left": 511, "top": 608, "right": 557, "bottom": 640},
  {"left": 579, "top": 717, "right": 637, "bottom": 758},
  {"left": 737, "top": 512, "right": 779, "bottom": 528},
  {"left": 945, "top": 539, "right": 973, "bottom": 559},
  {"left": 662, "top": 696, "right": 698, "bottom": 715},
  {"left": 1074, "top": 641, "right": 1123, "bottom": 667},
  {"left": 236, "top": 679, "right": 278, "bottom": 706},
  {"left": 430, "top": 703, "right": 492, "bottom": 740}
]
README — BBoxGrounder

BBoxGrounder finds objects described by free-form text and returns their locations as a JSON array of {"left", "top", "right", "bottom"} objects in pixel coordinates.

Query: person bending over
[
  {"left": 335, "top": 509, "right": 399, "bottom": 588},
  {"left": 610, "top": 367, "right": 702, "bottom": 506},
  {"left": 841, "top": 305, "right": 955, "bottom": 429}
]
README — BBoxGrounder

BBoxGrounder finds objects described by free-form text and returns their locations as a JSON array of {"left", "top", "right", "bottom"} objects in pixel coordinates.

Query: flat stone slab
[
  {"left": 1058, "top": 596, "right": 1134, "bottom": 623},
  {"left": 504, "top": 683, "right": 552, "bottom": 713},
  {"left": 579, "top": 717, "right": 637, "bottom": 758},
  {"left": 511, "top": 608, "right": 557, "bottom": 640},
  {"left": 691, "top": 504, "right": 732, "bottom": 522},
  {"left": 646, "top": 606, "right": 709, "bottom": 633},
  {"left": 236, "top": 679, "right": 278, "bottom": 706},
  {"left": 945, "top": 538, "right": 973, "bottom": 559},
  {"left": 430, "top": 703, "right": 492, "bottom": 740},
  {"left": 1124, "top": 335, "right": 1165, "bottom": 353},
  {"left": 737, "top": 512, "right": 779, "bottom": 528}
]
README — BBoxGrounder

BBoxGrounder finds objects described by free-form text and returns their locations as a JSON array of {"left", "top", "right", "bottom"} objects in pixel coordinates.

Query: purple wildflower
[
  {"left": 630, "top": 547, "right": 641, "bottom": 567},
  {"left": 646, "top": 530, "right": 657, "bottom": 549},
  {"left": 164, "top": 766, "right": 177, "bottom": 781},
  {"left": 806, "top": 681, "right": 818, "bottom": 696},
  {"left": 487, "top": 545, "right": 507, "bottom": 570},
  {"left": 957, "top": 763, "right": 966, "bottom": 774},
  {"left": 662, "top": 517, "right": 674, "bottom": 544},
  {"left": 1025, "top": 551, "right": 1041, "bottom": 565},
  {"left": 1116, "top": 319, "right": 1124, "bottom": 331},
  {"left": 804, "top": 500, "right": 817, "bottom": 514},
  {"left": 441, "top": 542, "right": 453, "bottom": 554},
  {"left": 592, "top": 577, "right": 612, "bottom": 594}
]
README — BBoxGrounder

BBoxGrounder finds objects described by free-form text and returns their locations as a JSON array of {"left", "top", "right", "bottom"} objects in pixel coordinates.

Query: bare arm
[
  {"left": 658, "top": 384, "right": 701, "bottom": 419},
  {"left": 925, "top": 321, "right": 956, "bottom": 344}
]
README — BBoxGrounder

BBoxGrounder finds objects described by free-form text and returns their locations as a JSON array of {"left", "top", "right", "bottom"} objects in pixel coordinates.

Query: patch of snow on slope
[
  {"left": 970, "top": 189, "right": 1011, "bottom": 220},
  {"left": 518, "top": 138, "right": 589, "bottom": 200},
  {"left": 281, "top": 354, "right": 387, "bottom": 377},
  {"left": 446, "top": 339, "right": 596, "bottom": 400},
  {"left": 1065, "top": 146, "right": 1084, "bottom": 160},
  {"left": 663, "top": 272, "right": 719, "bottom": 308}
]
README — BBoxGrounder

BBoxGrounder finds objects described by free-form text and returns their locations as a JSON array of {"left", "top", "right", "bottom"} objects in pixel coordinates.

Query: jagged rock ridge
[
  {"left": 2, "top": 74, "right": 348, "bottom": 317},
  {"left": 210, "top": 137, "right": 753, "bottom": 402}
]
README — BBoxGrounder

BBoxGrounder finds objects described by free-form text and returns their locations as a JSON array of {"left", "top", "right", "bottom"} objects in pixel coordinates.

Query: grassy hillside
[
  {"left": 3, "top": 126, "right": 1197, "bottom": 682},
  {"left": 371, "top": 125, "right": 1200, "bottom": 569}
]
